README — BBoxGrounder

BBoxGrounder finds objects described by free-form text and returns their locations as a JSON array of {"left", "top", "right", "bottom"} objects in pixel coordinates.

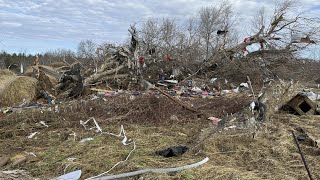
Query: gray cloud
[{"left": 0, "top": 0, "right": 319, "bottom": 54}]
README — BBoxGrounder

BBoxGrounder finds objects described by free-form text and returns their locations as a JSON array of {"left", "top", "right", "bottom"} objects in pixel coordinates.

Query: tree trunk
[{"left": 84, "top": 64, "right": 125, "bottom": 85}]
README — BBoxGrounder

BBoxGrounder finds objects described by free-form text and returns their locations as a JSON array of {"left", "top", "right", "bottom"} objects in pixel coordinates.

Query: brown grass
[{"left": 0, "top": 92, "right": 319, "bottom": 179}]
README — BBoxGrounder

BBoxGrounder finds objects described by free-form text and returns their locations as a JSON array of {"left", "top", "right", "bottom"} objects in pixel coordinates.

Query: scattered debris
[
  {"left": 224, "top": 125, "right": 237, "bottom": 130},
  {"left": 27, "top": 132, "right": 39, "bottom": 139},
  {"left": 40, "top": 121, "right": 49, "bottom": 127},
  {"left": 285, "top": 94, "right": 316, "bottom": 115},
  {"left": 80, "top": 117, "right": 102, "bottom": 133},
  {"left": 80, "top": 137, "right": 94, "bottom": 143},
  {"left": 153, "top": 85, "right": 199, "bottom": 113},
  {"left": 156, "top": 146, "right": 189, "bottom": 158},
  {"left": 164, "top": 80, "right": 178, "bottom": 84},
  {"left": 56, "top": 170, "right": 82, "bottom": 180},
  {"left": 1, "top": 7, "right": 320, "bottom": 179},
  {"left": 208, "top": 117, "right": 221, "bottom": 126},
  {"left": 217, "top": 30, "right": 228, "bottom": 35},
  {"left": 302, "top": 91, "right": 320, "bottom": 101},
  {"left": 240, "top": 82, "right": 249, "bottom": 89}
]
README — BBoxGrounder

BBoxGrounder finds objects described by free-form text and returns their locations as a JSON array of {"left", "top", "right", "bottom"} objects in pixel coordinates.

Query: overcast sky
[{"left": 0, "top": 0, "right": 319, "bottom": 55}]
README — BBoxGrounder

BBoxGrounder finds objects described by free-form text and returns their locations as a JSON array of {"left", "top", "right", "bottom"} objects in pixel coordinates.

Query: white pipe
[{"left": 90, "top": 157, "right": 209, "bottom": 180}]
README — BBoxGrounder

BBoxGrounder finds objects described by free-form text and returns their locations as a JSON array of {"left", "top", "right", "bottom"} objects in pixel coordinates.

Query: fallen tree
[{"left": 84, "top": 64, "right": 125, "bottom": 85}]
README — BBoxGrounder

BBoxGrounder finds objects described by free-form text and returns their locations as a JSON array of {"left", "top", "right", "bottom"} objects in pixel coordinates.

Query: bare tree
[
  {"left": 96, "top": 42, "right": 118, "bottom": 63},
  {"left": 218, "top": 3, "right": 235, "bottom": 49},
  {"left": 186, "top": 17, "right": 200, "bottom": 48},
  {"left": 251, "top": 0, "right": 319, "bottom": 50},
  {"left": 251, "top": 7, "right": 266, "bottom": 35},
  {"left": 77, "top": 39, "right": 97, "bottom": 72},
  {"left": 199, "top": 6, "right": 217, "bottom": 61},
  {"left": 160, "top": 18, "right": 179, "bottom": 59},
  {"left": 42, "top": 48, "right": 76, "bottom": 65},
  {"left": 141, "top": 18, "right": 160, "bottom": 56},
  {"left": 221, "top": 0, "right": 320, "bottom": 60},
  {"left": 77, "top": 39, "right": 96, "bottom": 59},
  {"left": 198, "top": 2, "right": 232, "bottom": 61},
  {"left": 178, "top": 17, "right": 202, "bottom": 62}
]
